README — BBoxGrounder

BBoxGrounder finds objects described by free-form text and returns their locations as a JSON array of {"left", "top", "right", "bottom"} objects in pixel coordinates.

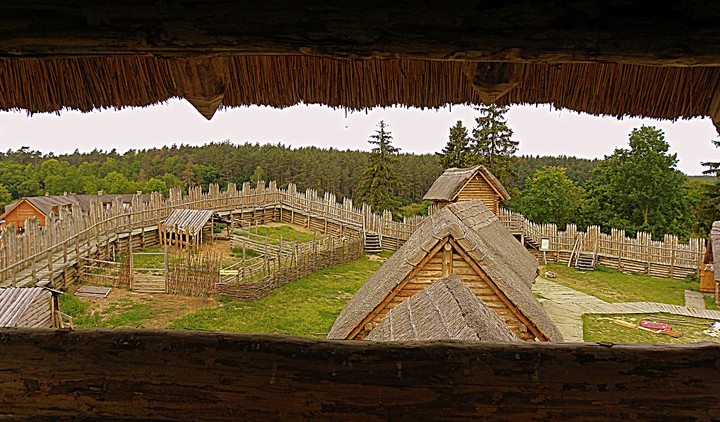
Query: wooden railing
[
  {"left": 0, "top": 180, "right": 707, "bottom": 286},
  {"left": 497, "top": 208, "right": 706, "bottom": 279},
  {"left": 0, "top": 181, "right": 425, "bottom": 287}
]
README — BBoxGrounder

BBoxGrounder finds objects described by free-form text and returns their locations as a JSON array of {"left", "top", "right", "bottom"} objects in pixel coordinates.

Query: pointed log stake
[
  {"left": 462, "top": 62, "right": 525, "bottom": 104},
  {"left": 170, "top": 57, "right": 229, "bottom": 120}
]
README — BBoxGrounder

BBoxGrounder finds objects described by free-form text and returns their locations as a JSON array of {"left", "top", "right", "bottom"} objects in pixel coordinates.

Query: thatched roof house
[
  {"left": 423, "top": 165, "right": 510, "bottom": 213},
  {"left": 366, "top": 274, "right": 519, "bottom": 342},
  {"left": 328, "top": 200, "right": 562, "bottom": 342}
]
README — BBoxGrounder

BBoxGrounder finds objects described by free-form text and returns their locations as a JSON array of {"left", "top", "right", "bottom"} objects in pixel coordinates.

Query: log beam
[
  {"left": 1, "top": 2, "right": 720, "bottom": 66},
  {"left": 1, "top": 329, "right": 719, "bottom": 420},
  {"left": 463, "top": 62, "right": 525, "bottom": 104}
]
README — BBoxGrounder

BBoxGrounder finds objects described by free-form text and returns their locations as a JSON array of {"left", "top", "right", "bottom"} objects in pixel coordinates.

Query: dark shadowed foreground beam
[
  {"left": 1, "top": 329, "right": 719, "bottom": 420},
  {"left": 2, "top": 1, "right": 720, "bottom": 66}
]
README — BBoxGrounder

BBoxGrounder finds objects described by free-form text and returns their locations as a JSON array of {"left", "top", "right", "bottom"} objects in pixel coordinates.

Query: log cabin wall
[
  {"left": 1, "top": 201, "right": 46, "bottom": 230},
  {"left": 358, "top": 239, "right": 537, "bottom": 341},
  {"left": 455, "top": 175, "right": 500, "bottom": 214}
]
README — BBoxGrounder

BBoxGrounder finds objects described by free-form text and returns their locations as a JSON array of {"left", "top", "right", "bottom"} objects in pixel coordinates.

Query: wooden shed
[
  {"left": 160, "top": 209, "right": 215, "bottom": 248},
  {"left": 0, "top": 287, "right": 62, "bottom": 328},
  {"left": 328, "top": 200, "right": 562, "bottom": 342},
  {"left": 366, "top": 274, "right": 519, "bottom": 342},
  {"left": 423, "top": 165, "right": 510, "bottom": 214},
  {"left": 706, "top": 222, "right": 720, "bottom": 300}
]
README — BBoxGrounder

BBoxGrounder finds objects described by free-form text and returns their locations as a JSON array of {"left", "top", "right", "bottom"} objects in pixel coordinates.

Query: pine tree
[
  {"left": 357, "top": 121, "right": 404, "bottom": 214},
  {"left": 438, "top": 121, "right": 472, "bottom": 168},
  {"left": 470, "top": 104, "right": 518, "bottom": 185}
]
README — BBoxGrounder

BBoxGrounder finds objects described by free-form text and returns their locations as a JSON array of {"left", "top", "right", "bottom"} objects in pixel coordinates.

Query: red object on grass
[{"left": 641, "top": 320, "right": 671, "bottom": 331}]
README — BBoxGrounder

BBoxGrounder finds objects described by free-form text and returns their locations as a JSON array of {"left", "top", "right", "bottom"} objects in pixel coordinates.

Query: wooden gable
[
  {"left": 455, "top": 173, "right": 502, "bottom": 214},
  {"left": 0, "top": 199, "right": 46, "bottom": 230},
  {"left": 351, "top": 236, "right": 544, "bottom": 341}
]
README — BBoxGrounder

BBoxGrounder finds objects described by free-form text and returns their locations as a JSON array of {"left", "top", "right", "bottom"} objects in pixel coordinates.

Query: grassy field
[
  {"left": 583, "top": 313, "right": 720, "bottom": 344},
  {"left": 166, "top": 252, "right": 389, "bottom": 336},
  {"left": 239, "top": 224, "right": 316, "bottom": 244},
  {"left": 61, "top": 294, "right": 174, "bottom": 328},
  {"left": 543, "top": 263, "right": 700, "bottom": 305}
]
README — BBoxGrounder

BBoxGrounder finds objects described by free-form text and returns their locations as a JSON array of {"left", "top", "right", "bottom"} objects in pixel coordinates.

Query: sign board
[{"left": 540, "top": 238, "right": 550, "bottom": 251}]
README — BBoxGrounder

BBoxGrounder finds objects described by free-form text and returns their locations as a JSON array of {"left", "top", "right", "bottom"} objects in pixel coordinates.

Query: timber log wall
[{"left": 0, "top": 329, "right": 718, "bottom": 420}]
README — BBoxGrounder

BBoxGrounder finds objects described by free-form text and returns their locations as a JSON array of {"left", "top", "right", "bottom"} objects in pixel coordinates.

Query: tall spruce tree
[
  {"left": 470, "top": 104, "right": 518, "bottom": 185},
  {"left": 438, "top": 121, "right": 472, "bottom": 168},
  {"left": 357, "top": 121, "right": 404, "bottom": 214}
]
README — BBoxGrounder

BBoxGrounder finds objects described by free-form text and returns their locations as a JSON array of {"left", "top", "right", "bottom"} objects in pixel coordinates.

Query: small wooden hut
[
  {"left": 0, "top": 193, "right": 151, "bottom": 231},
  {"left": 327, "top": 200, "right": 562, "bottom": 342},
  {"left": 707, "top": 221, "right": 720, "bottom": 301},
  {"left": 366, "top": 274, "right": 519, "bottom": 342},
  {"left": 0, "top": 287, "right": 63, "bottom": 328},
  {"left": 160, "top": 209, "right": 216, "bottom": 248},
  {"left": 423, "top": 165, "right": 510, "bottom": 214}
]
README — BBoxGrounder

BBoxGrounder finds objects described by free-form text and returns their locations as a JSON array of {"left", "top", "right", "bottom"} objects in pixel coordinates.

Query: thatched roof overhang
[
  {"left": 1, "top": 57, "right": 719, "bottom": 124},
  {"left": 0, "top": 2, "right": 719, "bottom": 126}
]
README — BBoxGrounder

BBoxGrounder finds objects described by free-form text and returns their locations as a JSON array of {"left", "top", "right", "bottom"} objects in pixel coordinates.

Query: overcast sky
[{"left": 0, "top": 99, "right": 717, "bottom": 175}]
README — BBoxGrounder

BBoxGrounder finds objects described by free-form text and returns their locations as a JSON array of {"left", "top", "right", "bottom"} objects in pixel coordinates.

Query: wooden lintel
[
  {"left": 462, "top": 62, "right": 525, "bottom": 104},
  {"left": 1, "top": 2, "right": 720, "bottom": 66},
  {"left": 0, "top": 329, "right": 719, "bottom": 420},
  {"left": 170, "top": 57, "right": 229, "bottom": 120}
]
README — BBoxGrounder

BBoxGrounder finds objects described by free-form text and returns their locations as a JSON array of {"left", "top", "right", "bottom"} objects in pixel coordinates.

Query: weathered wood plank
[
  {"left": 1, "top": 2, "right": 720, "bottom": 66},
  {"left": 0, "top": 329, "right": 719, "bottom": 420}
]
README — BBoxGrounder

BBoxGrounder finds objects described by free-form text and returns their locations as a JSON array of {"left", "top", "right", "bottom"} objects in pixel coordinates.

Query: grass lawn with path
[
  {"left": 542, "top": 263, "right": 704, "bottom": 306},
  {"left": 165, "top": 252, "right": 390, "bottom": 336}
]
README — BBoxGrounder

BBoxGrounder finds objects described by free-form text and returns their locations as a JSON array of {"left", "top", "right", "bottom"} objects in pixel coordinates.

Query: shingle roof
[
  {"left": 0, "top": 287, "right": 51, "bottom": 327},
  {"left": 423, "top": 165, "right": 511, "bottom": 202},
  {"left": 328, "top": 200, "right": 562, "bottom": 342},
  {"left": 366, "top": 274, "right": 520, "bottom": 342},
  {"left": 163, "top": 209, "right": 215, "bottom": 235}
]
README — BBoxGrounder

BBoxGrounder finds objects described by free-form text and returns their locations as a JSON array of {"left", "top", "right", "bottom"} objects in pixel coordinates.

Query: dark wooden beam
[
  {"left": 2, "top": 2, "right": 720, "bottom": 66},
  {"left": 1, "top": 329, "right": 719, "bottom": 419}
]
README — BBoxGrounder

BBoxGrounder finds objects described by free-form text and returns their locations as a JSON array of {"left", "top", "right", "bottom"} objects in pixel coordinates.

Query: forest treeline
[
  {"left": 0, "top": 126, "right": 715, "bottom": 242},
  {"left": 0, "top": 143, "right": 597, "bottom": 211}
]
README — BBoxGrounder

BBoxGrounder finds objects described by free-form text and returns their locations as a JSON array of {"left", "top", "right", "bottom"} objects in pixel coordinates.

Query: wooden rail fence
[
  {"left": 0, "top": 181, "right": 707, "bottom": 288},
  {"left": 498, "top": 209, "right": 706, "bottom": 279}
]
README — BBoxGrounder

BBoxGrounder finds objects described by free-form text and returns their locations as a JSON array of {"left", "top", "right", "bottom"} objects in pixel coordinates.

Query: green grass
[
  {"left": 583, "top": 313, "right": 720, "bottom": 344},
  {"left": 241, "top": 225, "right": 315, "bottom": 244},
  {"left": 229, "top": 247, "right": 261, "bottom": 259},
  {"left": 705, "top": 295, "right": 720, "bottom": 311},
  {"left": 544, "top": 263, "right": 700, "bottom": 305},
  {"left": 166, "top": 252, "right": 391, "bottom": 337},
  {"left": 60, "top": 294, "right": 172, "bottom": 328}
]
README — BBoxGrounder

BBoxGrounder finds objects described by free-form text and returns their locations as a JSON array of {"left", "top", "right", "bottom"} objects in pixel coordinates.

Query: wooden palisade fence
[
  {"left": 0, "top": 181, "right": 706, "bottom": 289},
  {"left": 498, "top": 209, "right": 705, "bottom": 279}
]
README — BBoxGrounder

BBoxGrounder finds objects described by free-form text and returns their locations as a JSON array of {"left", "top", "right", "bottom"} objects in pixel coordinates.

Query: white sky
[{"left": 0, "top": 99, "right": 717, "bottom": 175}]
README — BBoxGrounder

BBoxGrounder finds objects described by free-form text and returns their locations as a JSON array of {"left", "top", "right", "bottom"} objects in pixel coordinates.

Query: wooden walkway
[{"left": 533, "top": 278, "right": 720, "bottom": 342}]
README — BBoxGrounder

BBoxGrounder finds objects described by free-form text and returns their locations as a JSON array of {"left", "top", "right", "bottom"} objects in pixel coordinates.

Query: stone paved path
[
  {"left": 684, "top": 290, "right": 706, "bottom": 309},
  {"left": 533, "top": 278, "right": 720, "bottom": 342}
]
